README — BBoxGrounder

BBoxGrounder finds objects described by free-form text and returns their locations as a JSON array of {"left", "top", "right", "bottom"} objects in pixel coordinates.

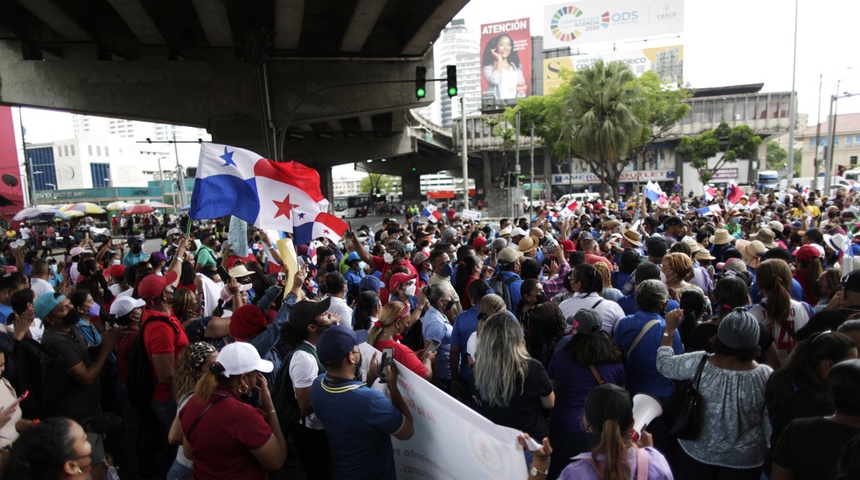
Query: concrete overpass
[{"left": 0, "top": 0, "right": 469, "bottom": 197}]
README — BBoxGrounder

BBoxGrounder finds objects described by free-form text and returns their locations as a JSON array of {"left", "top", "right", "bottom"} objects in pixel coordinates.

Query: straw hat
[
  {"left": 681, "top": 236, "right": 702, "bottom": 253},
  {"left": 621, "top": 227, "right": 643, "bottom": 247},
  {"left": 709, "top": 229, "right": 734, "bottom": 245},
  {"left": 750, "top": 228, "right": 778, "bottom": 248},
  {"left": 518, "top": 236, "right": 539, "bottom": 254},
  {"left": 737, "top": 239, "right": 767, "bottom": 263},
  {"left": 695, "top": 249, "right": 716, "bottom": 261}
]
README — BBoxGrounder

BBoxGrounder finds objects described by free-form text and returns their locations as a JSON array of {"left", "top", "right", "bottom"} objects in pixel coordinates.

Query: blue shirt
[
  {"left": 450, "top": 306, "right": 480, "bottom": 381},
  {"left": 311, "top": 375, "right": 403, "bottom": 480},
  {"left": 749, "top": 278, "right": 805, "bottom": 303},
  {"left": 617, "top": 293, "right": 679, "bottom": 316},
  {"left": 494, "top": 271, "right": 524, "bottom": 312},
  {"left": 0, "top": 305, "right": 11, "bottom": 325},
  {"left": 613, "top": 310, "right": 684, "bottom": 399},
  {"left": 421, "top": 307, "right": 453, "bottom": 380},
  {"left": 121, "top": 251, "right": 148, "bottom": 268}
]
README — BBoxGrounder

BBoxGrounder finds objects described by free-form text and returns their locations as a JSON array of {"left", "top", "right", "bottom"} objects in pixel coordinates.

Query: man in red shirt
[
  {"left": 138, "top": 270, "right": 189, "bottom": 473},
  {"left": 581, "top": 237, "right": 614, "bottom": 271},
  {"left": 350, "top": 234, "right": 416, "bottom": 294}
]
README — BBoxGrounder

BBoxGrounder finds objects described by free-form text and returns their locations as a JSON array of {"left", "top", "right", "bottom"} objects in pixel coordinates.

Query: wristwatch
[{"left": 529, "top": 466, "right": 548, "bottom": 477}]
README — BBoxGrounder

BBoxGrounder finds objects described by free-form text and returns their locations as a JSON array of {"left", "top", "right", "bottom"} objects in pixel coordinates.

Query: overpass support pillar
[
  {"left": 402, "top": 172, "right": 421, "bottom": 205},
  {"left": 482, "top": 152, "right": 493, "bottom": 205}
]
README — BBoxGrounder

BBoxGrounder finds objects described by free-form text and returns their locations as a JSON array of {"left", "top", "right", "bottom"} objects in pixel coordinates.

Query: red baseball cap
[
  {"left": 560, "top": 239, "right": 576, "bottom": 253},
  {"left": 107, "top": 264, "right": 126, "bottom": 279},
  {"left": 794, "top": 245, "right": 819, "bottom": 262},
  {"left": 473, "top": 236, "right": 488, "bottom": 250},
  {"left": 137, "top": 271, "right": 178, "bottom": 300},
  {"left": 229, "top": 304, "right": 269, "bottom": 341}
]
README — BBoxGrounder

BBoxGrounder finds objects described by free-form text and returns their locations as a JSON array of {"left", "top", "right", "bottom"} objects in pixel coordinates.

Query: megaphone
[{"left": 630, "top": 394, "right": 663, "bottom": 442}]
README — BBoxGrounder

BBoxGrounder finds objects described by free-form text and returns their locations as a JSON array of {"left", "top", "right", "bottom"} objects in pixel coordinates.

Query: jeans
[{"left": 166, "top": 460, "right": 193, "bottom": 480}]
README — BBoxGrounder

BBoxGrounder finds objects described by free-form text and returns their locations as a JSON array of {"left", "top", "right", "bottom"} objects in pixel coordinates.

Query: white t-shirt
[
  {"left": 466, "top": 331, "right": 477, "bottom": 361},
  {"left": 30, "top": 277, "right": 54, "bottom": 297},
  {"left": 327, "top": 295, "right": 353, "bottom": 328},
  {"left": 19, "top": 227, "right": 30, "bottom": 240},
  {"left": 559, "top": 292, "right": 626, "bottom": 334},
  {"left": 289, "top": 342, "right": 323, "bottom": 430},
  {"left": 748, "top": 298, "right": 811, "bottom": 361}
]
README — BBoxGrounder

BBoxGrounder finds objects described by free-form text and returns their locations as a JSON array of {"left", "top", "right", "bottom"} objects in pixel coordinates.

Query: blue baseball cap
[
  {"left": 317, "top": 325, "right": 369, "bottom": 365},
  {"left": 359, "top": 275, "right": 384, "bottom": 292},
  {"left": 346, "top": 251, "right": 360, "bottom": 263},
  {"left": 35, "top": 292, "right": 65, "bottom": 320}
]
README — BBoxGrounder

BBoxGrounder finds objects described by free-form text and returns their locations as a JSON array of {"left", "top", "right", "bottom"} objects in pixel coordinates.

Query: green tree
[
  {"left": 502, "top": 63, "right": 689, "bottom": 196},
  {"left": 359, "top": 174, "right": 397, "bottom": 194},
  {"left": 676, "top": 122, "right": 762, "bottom": 185},
  {"left": 766, "top": 141, "right": 787, "bottom": 171}
]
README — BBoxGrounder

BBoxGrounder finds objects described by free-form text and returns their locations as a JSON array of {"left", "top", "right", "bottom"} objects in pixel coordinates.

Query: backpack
[
  {"left": 11, "top": 338, "right": 70, "bottom": 419},
  {"left": 127, "top": 317, "right": 179, "bottom": 408},
  {"left": 272, "top": 343, "right": 323, "bottom": 433},
  {"left": 489, "top": 274, "right": 519, "bottom": 310}
]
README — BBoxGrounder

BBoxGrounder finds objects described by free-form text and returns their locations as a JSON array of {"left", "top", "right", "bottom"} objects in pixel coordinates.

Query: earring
[
  {"left": 238, "top": 383, "right": 249, "bottom": 395},
  {"left": 77, "top": 468, "right": 83, "bottom": 474}
]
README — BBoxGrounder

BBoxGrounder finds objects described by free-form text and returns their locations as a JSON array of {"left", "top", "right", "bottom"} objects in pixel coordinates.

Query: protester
[
  {"left": 1, "top": 417, "right": 94, "bottom": 480},
  {"left": 748, "top": 259, "right": 812, "bottom": 360},
  {"left": 420, "top": 283, "right": 454, "bottom": 389},
  {"left": 369, "top": 301, "right": 434, "bottom": 380},
  {"left": 559, "top": 264, "right": 625, "bottom": 334}
]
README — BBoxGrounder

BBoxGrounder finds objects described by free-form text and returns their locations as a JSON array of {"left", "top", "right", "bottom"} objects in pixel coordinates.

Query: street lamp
[
  {"left": 824, "top": 90, "right": 860, "bottom": 197},
  {"left": 45, "top": 183, "right": 56, "bottom": 189}
]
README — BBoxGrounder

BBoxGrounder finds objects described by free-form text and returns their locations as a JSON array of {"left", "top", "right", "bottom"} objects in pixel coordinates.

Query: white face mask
[
  {"left": 405, "top": 285, "right": 417, "bottom": 296},
  {"left": 383, "top": 252, "right": 395, "bottom": 264},
  {"left": 358, "top": 261, "right": 368, "bottom": 271},
  {"left": 111, "top": 259, "right": 121, "bottom": 266}
]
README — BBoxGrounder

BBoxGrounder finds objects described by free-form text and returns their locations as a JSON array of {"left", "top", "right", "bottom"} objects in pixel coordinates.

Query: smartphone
[
  {"left": 424, "top": 339, "right": 441, "bottom": 360},
  {"left": 544, "top": 245, "right": 555, "bottom": 254},
  {"left": 8, "top": 390, "right": 28, "bottom": 410},
  {"left": 380, "top": 348, "right": 394, "bottom": 382}
]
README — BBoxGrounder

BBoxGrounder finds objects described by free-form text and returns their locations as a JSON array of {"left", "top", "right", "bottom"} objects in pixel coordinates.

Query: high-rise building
[{"left": 416, "top": 20, "right": 481, "bottom": 128}]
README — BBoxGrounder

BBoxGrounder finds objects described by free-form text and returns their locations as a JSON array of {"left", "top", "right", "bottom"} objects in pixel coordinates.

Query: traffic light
[
  {"left": 446, "top": 65, "right": 457, "bottom": 97},
  {"left": 415, "top": 66, "right": 426, "bottom": 99}
]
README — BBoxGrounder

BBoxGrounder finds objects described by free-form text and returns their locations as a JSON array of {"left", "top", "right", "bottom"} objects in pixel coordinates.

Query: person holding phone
[
  {"left": 369, "top": 301, "right": 434, "bottom": 381},
  {"left": 0, "top": 347, "right": 34, "bottom": 448}
]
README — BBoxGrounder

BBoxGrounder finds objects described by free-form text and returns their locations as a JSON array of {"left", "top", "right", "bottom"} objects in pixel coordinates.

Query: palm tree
[{"left": 559, "top": 59, "right": 645, "bottom": 196}]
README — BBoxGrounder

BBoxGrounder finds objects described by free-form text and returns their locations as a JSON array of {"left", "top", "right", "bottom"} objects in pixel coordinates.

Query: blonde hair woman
[
  {"left": 662, "top": 252, "right": 710, "bottom": 314},
  {"left": 466, "top": 294, "right": 507, "bottom": 363},
  {"left": 368, "top": 301, "right": 434, "bottom": 380}
]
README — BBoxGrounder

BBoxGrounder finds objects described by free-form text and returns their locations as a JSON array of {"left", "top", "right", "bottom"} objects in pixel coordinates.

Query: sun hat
[
  {"left": 695, "top": 249, "right": 716, "bottom": 261},
  {"left": 109, "top": 296, "right": 145, "bottom": 318},
  {"left": 497, "top": 246, "right": 524, "bottom": 264},
  {"left": 34, "top": 292, "right": 65, "bottom": 320},
  {"left": 750, "top": 228, "right": 778, "bottom": 248},
  {"left": 621, "top": 227, "right": 643, "bottom": 247},
  {"left": 216, "top": 342, "right": 273, "bottom": 376},
  {"left": 518, "top": 236, "right": 539, "bottom": 254},
  {"left": 137, "top": 271, "right": 179, "bottom": 300},
  {"left": 228, "top": 264, "right": 254, "bottom": 279},
  {"left": 767, "top": 220, "right": 784, "bottom": 233},
  {"left": 317, "top": 324, "right": 369, "bottom": 365},
  {"left": 69, "top": 246, "right": 91, "bottom": 257},
  {"left": 498, "top": 226, "right": 512, "bottom": 237},
  {"left": 681, "top": 236, "right": 702, "bottom": 253},
  {"left": 737, "top": 240, "right": 766, "bottom": 262},
  {"left": 709, "top": 229, "right": 734, "bottom": 245}
]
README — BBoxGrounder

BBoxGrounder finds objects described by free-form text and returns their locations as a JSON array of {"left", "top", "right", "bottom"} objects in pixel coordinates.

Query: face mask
[
  {"left": 405, "top": 285, "right": 417, "bottom": 296},
  {"left": 439, "top": 264, "right": 453, "bottom": 277},
  {"left": 732, "top": 217, "right": 741, "bottom": 224},
  {"left": 50, "top": 265, "right": 58, "bottom": 274},
  {"left": 534, "top": 293, "right": 547, "bottom": 304},
  {"left": 358, "top": 261, "right": 368, "bottom": 271},
  {"left": 253, "top": 236, "right": 261, "bottom": 242},
  {"left": 62, "top": 308, "right": 80, "bottom": 326},
  {"left": 131, "top": 245, "right": 142, "bottom": 253},
  {"left": 336, "top": 242, "right": 344, "bottom": 251},
  {"left": 325, "top": 263, "right": 336, "bottom": 273},
  {"left": 88, "top": 303, "right": 101, "bottom": 318},
  {"left": 383, "top": 252, "right": 395, "bottom": 264},
  {"left": 405, "top": 243, "right": 414, "bottom": 253}
]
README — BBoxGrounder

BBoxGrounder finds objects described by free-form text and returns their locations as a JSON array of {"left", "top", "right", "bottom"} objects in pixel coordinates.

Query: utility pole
[
  {"left": 461, "top": 96, "right": 468, "bottom": 210},
  {"left": 813, "top": 74, "right": 823, "bottom": 184},
  {"left": 785, "top": 0, "right": 799, "bottom": 187},
  {"left": 529, "top": 122, "right": 535, "bottom": 211},
  {"left": 514, "top": 110, "right": 520, "bottom": 218}
]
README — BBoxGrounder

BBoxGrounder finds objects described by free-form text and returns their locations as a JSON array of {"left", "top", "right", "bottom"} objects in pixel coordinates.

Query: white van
[{"left": 555, "top": 192, "right": 601, "bottom": 209}]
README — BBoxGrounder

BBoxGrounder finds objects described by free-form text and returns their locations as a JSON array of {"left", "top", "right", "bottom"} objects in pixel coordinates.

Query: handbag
[{"left": 664, "top": 354, "right": 708, "bottom": 440}]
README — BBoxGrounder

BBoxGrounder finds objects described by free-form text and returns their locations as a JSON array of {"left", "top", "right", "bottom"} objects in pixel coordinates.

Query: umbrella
[
  {"left": 123, "top": 204, "right": 155, "bottom": 215},
  {"left": 60, "top": 202, "right": 106, "bottom": 215},
  {"left": 144, "top": 201, "right": 173, "bottom": 208},
  {"left": 105, "top": 201, "right": 131, "bottom": 211},
  {"left": 12, "top": 205, "right": 69, "bottom": 222},
  {"left": 63, "top": 210, "right": 85, "bottom": 218}
]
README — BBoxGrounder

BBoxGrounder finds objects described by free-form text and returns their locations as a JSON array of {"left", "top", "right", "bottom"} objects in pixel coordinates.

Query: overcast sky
[{"left": 16, "top": 0, "right": 860, "bottom": 155}]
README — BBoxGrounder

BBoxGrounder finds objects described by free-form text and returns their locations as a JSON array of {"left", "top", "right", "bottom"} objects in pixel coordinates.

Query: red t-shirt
[
  {"left": 115, "top": 325, "right": 139, "bottom": 383},
  {"left": 585, "top": 252, "right": 614, "bottom": 272},
  {"left": 373, "top": 339, "right": 427, "bottom": 378},
  {"left": 179, "top": 386, "right": 272, "bottom": 480},
  {"left": 142, "top": 308, "right": 189, "bottom": 402}
]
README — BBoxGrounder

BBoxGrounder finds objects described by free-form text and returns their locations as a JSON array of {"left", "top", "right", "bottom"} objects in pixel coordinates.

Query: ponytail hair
[
  {"left": 573, "top": 264, "right": 604, "bottom": 295},
  {"left": 368, "top": 301, "right": 404, "bottom": 345},
  {"left": 591, "top": 419, "right": 633, "bottom": 480},
  {"left": 1, "top": 418, "right": 76, "bottom": 480},
  {"left": 193, "top": 362, "right": 233, "bottom": 402},
  {"left": 756, "top": 259, "right": 793, "bottom": 329}
]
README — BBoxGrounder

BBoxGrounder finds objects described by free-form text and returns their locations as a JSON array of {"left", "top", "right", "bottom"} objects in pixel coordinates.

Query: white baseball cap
[
  {"left": 109, "top": 296, "right": 146, "bottom": 318},
  {"left": 216, "top": 342, "right": 273, "bottom": 376}
]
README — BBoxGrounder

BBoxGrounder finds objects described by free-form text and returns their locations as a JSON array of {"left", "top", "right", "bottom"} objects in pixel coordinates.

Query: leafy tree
[
  {"left": 359, "top": 174, "right": 397, "bottom": 194},
  {"left": 502, "top": 62, "right": 689, "bottom": 196},
  {"left": 675, "top": 121, "right": 762, "bottom": 185},
  {"left": 766, "top": 141, "right": 787, "bottom": 171}
]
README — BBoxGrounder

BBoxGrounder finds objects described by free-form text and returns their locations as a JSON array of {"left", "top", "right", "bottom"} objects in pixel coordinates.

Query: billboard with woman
[{"left": 480, "top": 18, "right": 531, "bottom": 106}]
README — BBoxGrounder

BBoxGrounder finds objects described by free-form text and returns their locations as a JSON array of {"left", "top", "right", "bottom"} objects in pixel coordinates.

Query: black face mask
[
  {"left": 253, "top": 236, "right": 261, "bottom": 242},
  {"left": 131, "top": 245, "right": 142, "bottom": 253},
  {"left": 534, "top": 293, "right": 547, "bottom": 304},
  {"left": 813, "top": 281, "right": 824, "bottom": 298},
  {"left": 324, "top": 263, "right": 337, "bottom": 273},
  {"left": 62, "top": 308, "right": 80, "bottom": 326}
]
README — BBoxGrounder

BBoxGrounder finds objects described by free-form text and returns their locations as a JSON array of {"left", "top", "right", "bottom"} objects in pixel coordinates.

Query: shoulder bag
[{"left": 664, "top": 354, "right": 709, "bottom": 440}]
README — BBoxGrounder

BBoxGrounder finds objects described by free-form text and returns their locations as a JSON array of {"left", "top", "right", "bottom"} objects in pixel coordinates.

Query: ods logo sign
[{"left": 609, "top": 10, "right": 639, "bottom": 24}]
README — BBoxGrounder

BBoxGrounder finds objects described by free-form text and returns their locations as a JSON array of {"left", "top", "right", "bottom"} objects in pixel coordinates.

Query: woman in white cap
[
  {"left": 178, "top": 342, "right": 287, "bottom": 480},
  {"left": 657, "top": 308, "right": 773, "bottom": 480}
]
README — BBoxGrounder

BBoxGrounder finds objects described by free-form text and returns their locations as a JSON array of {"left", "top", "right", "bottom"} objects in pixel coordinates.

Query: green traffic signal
[
  {"left": 415, "top": 66, "right": 427, "bottom": 99},
  {"left": 417, "top": 87, "right": 426, "bottom": 98},
  {"left": 446, "top": 65, "right": 457, "bottom": 98},
  {"left": 448, "top": 86, "right": 457, "bottom": 96}
]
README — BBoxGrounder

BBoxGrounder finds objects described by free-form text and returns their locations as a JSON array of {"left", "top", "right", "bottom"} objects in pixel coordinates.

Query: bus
[{"left": 333, "top": 194, "right": 372, "bottom": 218}]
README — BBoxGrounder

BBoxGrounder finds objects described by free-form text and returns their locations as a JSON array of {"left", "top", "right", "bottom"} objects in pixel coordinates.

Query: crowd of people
[{"left": 0, "top": 185, "right": 858, "bottom": 479}]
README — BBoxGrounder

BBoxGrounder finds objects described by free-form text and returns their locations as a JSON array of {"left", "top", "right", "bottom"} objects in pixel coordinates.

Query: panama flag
[
  {"left": 726, "top": 182, "right": 744, "bottom": 205},
  {"left": 189, "top": 143, "right": 328, "bottom": 231},
  {"left": 697, "top": 204, "right": 722, "bottom": 216},
  {"left": 292, "top": 209, "right": 316, "bottom": 245},
  {"left": 644, "top": 181, "right": 663, "bottom": 202},
  {"left": 559, "top": 201, "right": 578, "bottom": 218},
  {"left": 311, "top": 212, "right": 349, "bottom": 243},
  {"left": 422, "top": 205, "right": 442, "bottom": 222},
  {"left": 703, "top": 186, "right": 717, "bottom": 202},
  {"left": 547, "top": 210, "right": 559, "bottom": 223}
]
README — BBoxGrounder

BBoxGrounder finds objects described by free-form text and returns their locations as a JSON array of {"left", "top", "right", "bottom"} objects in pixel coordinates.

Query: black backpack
[
  {"left": 11, "top": 338, "right": 70, "bottom": 419},
  {"left": 127, "top": 317, "right": 179, "bottom": 408},
  {"left": 489, "top": 274, "right": 519, "bottom": 310}
]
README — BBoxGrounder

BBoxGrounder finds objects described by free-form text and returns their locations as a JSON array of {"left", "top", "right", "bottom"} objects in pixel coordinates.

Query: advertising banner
[
  {"left": 544, "top": 0, "right": 684, "bottom": 50},
  {"left": 461, "top": 209, "right": 482, "bottom": 221},
  {"left": 551, "top": 170, "right": 675, "bottom": 185},
  {"left": 480, "top": 18, "right": 531, "bottom": 106},
  {"left": 0, "top": 107, "right": 25, "bottom": 221},
  {"left": 543, "top": 45, "right": 684, "bottom": 94},
  {"left": 359, "top": 343, "right": 528, "bottom": 480}
]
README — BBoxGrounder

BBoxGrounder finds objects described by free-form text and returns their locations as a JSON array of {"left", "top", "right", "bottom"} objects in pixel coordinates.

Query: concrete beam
[
  {"left": 401, "top": 0, "right": 469, "bottom": 56},
  {"left": 106, "top": 0, "right": 166, "bottom": 45},
  {"left": 340, "top": 0, "right": 388, "bottom": 53},
  {"left": 190, "top": 0, "right": 234, "bottom": 48},
  {"left": 282, "top": 131, "right": 416, "bottom": 167},
  {"left": 14, "top": 0, "right": 92, "bottom": 42},
  {"left": 274, "top": 0, "right": 305, "bottom": 51}
]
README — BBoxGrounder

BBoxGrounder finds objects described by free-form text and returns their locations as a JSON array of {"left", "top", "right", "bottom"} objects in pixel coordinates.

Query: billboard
[
  {"left": 0, "top": 107, "right": 25, "bottom": 221},
  {"left": 544, "top": 0, "right": 684, "bottom": 50},
  {"left": 543, "top": 45, "right": 683, "bottom": 94},
  {"left": 480, "top": 18, "right": 531, "bottom": 106}
]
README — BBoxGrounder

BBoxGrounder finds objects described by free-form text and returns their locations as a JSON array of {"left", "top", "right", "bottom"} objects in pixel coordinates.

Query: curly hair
[
  {"left": 1, "top": 418, "right": 77, "bottom": 480},
  {"left": 663, "top": 252, "right": 694, "bottom": 282}
]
